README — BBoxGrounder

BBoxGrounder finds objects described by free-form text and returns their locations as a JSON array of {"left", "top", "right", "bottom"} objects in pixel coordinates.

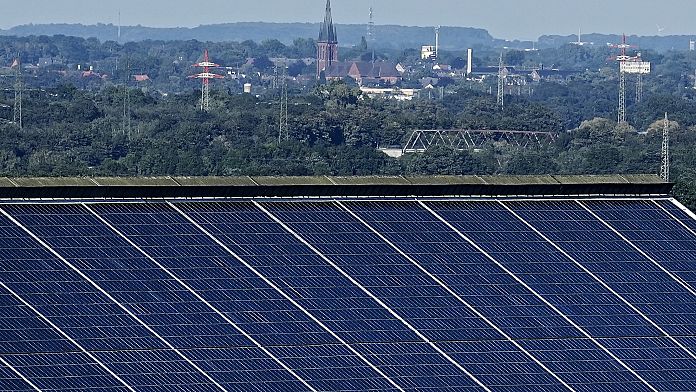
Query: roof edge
[{"left": 0, "top": 175, "right": 672, "bottom": 199}]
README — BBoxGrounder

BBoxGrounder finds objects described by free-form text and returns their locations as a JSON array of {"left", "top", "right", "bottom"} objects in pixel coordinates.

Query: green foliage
[{"left": 5, "top": 35, "right": 696, "bottom": 210}]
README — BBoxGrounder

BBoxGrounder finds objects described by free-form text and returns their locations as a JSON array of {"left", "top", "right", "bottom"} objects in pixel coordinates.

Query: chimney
[{"left": 467, "top": 48, "right": 473, "bottom": 75}]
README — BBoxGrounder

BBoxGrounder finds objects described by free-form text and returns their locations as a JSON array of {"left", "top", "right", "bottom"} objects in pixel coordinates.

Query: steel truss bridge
[{"left": 402, "top": 129, "right": 558, "bottom": 153}]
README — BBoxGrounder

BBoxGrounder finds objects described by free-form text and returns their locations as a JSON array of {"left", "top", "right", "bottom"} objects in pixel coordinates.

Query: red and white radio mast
[{"left": 189, "top": 49, "right": 224, "bottom": 112}]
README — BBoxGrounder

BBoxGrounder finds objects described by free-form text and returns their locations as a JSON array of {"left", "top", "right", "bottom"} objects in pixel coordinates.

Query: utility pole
[
  {"left": 661, "top": 113, "right": 670, "bottom": 182},
  {"left": 12, "top": 57, "right": 23, "bottom": 130},
  {"left": 497, "top": 51, "right": 505, "bottom": 109},
  {"left": 278, "top": 66, "right": 289, "bottom": 143}
]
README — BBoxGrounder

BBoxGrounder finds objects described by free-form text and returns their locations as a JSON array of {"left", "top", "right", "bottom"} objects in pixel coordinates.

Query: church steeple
[
  {"left": 319, "top": 0, "right": 337, "bottom": 43},
  {"left": 317, "top": 0, "right": 339, "bottom": 78}
]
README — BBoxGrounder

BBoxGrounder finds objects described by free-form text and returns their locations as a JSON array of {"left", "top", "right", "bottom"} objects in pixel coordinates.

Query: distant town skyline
[{"left": 2, "top": 0, "right": 695, "bottom": 40}]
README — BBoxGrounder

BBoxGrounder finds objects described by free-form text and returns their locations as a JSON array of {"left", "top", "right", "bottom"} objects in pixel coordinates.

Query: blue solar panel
[
  {"left": 0, "top": 207, "right": 225, "bottom": 391},
  {"left": 0, "top": 196, "right": 694, "bottom": 391},
  {"left": 0, "top": 362, "right": 34, "bottom": 392},
  {"left": 262, "top": 201, "right": 571, "bottom": 391},
  {"left": 3, "top": 203, "right": 314, "bottom": 392},
  {"left": 177, "top": 201, "right": 484, "bottom": 391},
  {"left": 0, "top": 291, "right": 129, "bottom": 391},
  {"left": 345, "top": 200, "right": 650, "bottom": 391},
  {"left": 90, "top": 202, "right": 400, "bottom": 392},
  {"left": 656, "top": 199, "right": 696, "bottom": 228},
  {"left": 428, "top": 200, "right": 696, "bottom": 391},
  {"left": 508, "top": 200, "right": 696, "bottom": 339},
  {"left": 584, "top": 199, "right": 696, "bottom": 286}
]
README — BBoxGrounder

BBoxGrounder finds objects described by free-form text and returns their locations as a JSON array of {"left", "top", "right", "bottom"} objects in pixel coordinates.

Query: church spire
[{"left": 319, "top": 0, "right": 337, "bottom": 43}]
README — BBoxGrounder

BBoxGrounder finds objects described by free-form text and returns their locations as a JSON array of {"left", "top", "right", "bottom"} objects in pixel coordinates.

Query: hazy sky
[{"left": 2, "top": 0, "right": 695, "bottom": 40}]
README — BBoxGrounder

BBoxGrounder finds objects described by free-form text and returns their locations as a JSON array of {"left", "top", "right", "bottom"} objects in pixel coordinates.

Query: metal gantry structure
[
  {"left": 402, "top": 129, "right": 557, "bottom": 153},
  {"left": 661, "top": 113, "right": 670, "bottom": 182},
  {"left": 189, "top": 49, "right": 224, "bottom": 112}
]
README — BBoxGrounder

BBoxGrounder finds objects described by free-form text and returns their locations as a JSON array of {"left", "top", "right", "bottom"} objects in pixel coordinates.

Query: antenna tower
[
  {"left": 12, "top": 57, "right": 22, "bottom": 130},
  {"left": 661, "top": 113, "right": 670, "bottom": 181},
  {"left": 435, "top": 26, "right": 441, "bottom": 59},
  {"left": 497, "top": 52, "right": 505, "bottom": 109},
  {"left": 189, "top": 49, "right": 224, "bottom": 111},
  {"left": 278, "top": 66, "right": 289, "bottom": 143},
  {"left": 610, "top": 34, "right": 637, "bottom": 124}
]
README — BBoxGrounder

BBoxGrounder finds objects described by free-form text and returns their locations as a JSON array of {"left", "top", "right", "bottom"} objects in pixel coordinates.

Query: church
[{"left": 316, "top": 0, "right": 402, "bottom": 86}]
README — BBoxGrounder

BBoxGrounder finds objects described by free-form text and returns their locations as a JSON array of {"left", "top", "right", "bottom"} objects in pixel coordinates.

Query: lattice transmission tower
[
  {"left": 278, "top": 66, "right": 289, "bottom": 143},
  {"left": 190, "top": 49, "right": 224, "bottom": 112},
  {"left": 661, "top": 113, "right": 670, "bottom": 182},
  {"left": 497, "top": 52, "right": 506, "bottom": 109},
  {"left": 12, "top": 57, "right": 22, "bottom": 129},
  {"left": 618, "top": 70, "right": 626, "bottom": 123}
]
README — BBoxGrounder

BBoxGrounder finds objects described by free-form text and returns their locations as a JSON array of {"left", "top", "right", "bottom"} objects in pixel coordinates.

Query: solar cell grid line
[
  {"left": 0, "top": 222, "right": 223, "bottom": 391},
  {"left": 654, "top": 200, "right": 696, "bottom": 269},
  {"left": 666, "top": 199, "right": 696, "bottom": 225},
  {"left": 0, "top": 206, "right": 227, "bottom": 392},
  {"left": 0, "top": 281, "right": 135, "bottom": 392},
  {"left": 91, "top": 202, "right": 402, "bottom": 392},
  {"left": 81, "top": 203, "right": 318, "bottom": 392},
  {"left": 252, "top": 201, "right": 494, "bottom": 392},
  {"left": 578, "top": 200, "right": 696, "bottom": 297},
  {"left": 417, "top": 201, "right": 660, "bottom": 392},
  {"left": 501, "top": 201, "right": 696, "bottom": 362},
  {"left": 517, "top": 200, "right": 696, "bottom": 344},
  {"left": 655, "top": 200, "right": 696, "bottom": 231},
  {"left": 614, "top": 199, "right": 696, "bottom": 287},
  {"left": 164, "top": 201, "right": 408, "bottom": 392},
  {"left": 12, "top": 202, "right": 314, "bottom": 392},
  {"left": 0, "top": 355, "right": 41, "bottom": 391},
  {"left": 341, "top": 200, "right": 653, "bottom": 392},
  {"left": 173, "top": 201, "right": 485, "bottom": 392},
  {"left": 334, "top": 200, "right": 576, "bottom": 392}
]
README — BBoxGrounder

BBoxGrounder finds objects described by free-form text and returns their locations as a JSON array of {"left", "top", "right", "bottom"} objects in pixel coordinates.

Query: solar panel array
[{"left": 0, "top": 197, "right": 695, "bottom": 391}]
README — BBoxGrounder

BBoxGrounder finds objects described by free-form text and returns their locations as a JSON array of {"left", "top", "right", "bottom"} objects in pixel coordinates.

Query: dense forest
[{"left": 2, "top": 35, "right": 696, "bottom": 206}]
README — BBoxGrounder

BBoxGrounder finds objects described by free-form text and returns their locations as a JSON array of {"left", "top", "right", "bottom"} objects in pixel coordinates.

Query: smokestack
[
  {"left": 435, "top": 26, "right": 440, "bottom": 59},
  {"left": 467, "top": 48, "right": 473, "bottom": 75}
]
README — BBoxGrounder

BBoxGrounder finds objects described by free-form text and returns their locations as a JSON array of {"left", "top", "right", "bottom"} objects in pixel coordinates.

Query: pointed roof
[{"left": 318, "top": 0, "right": 337, "bottom": 43}]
